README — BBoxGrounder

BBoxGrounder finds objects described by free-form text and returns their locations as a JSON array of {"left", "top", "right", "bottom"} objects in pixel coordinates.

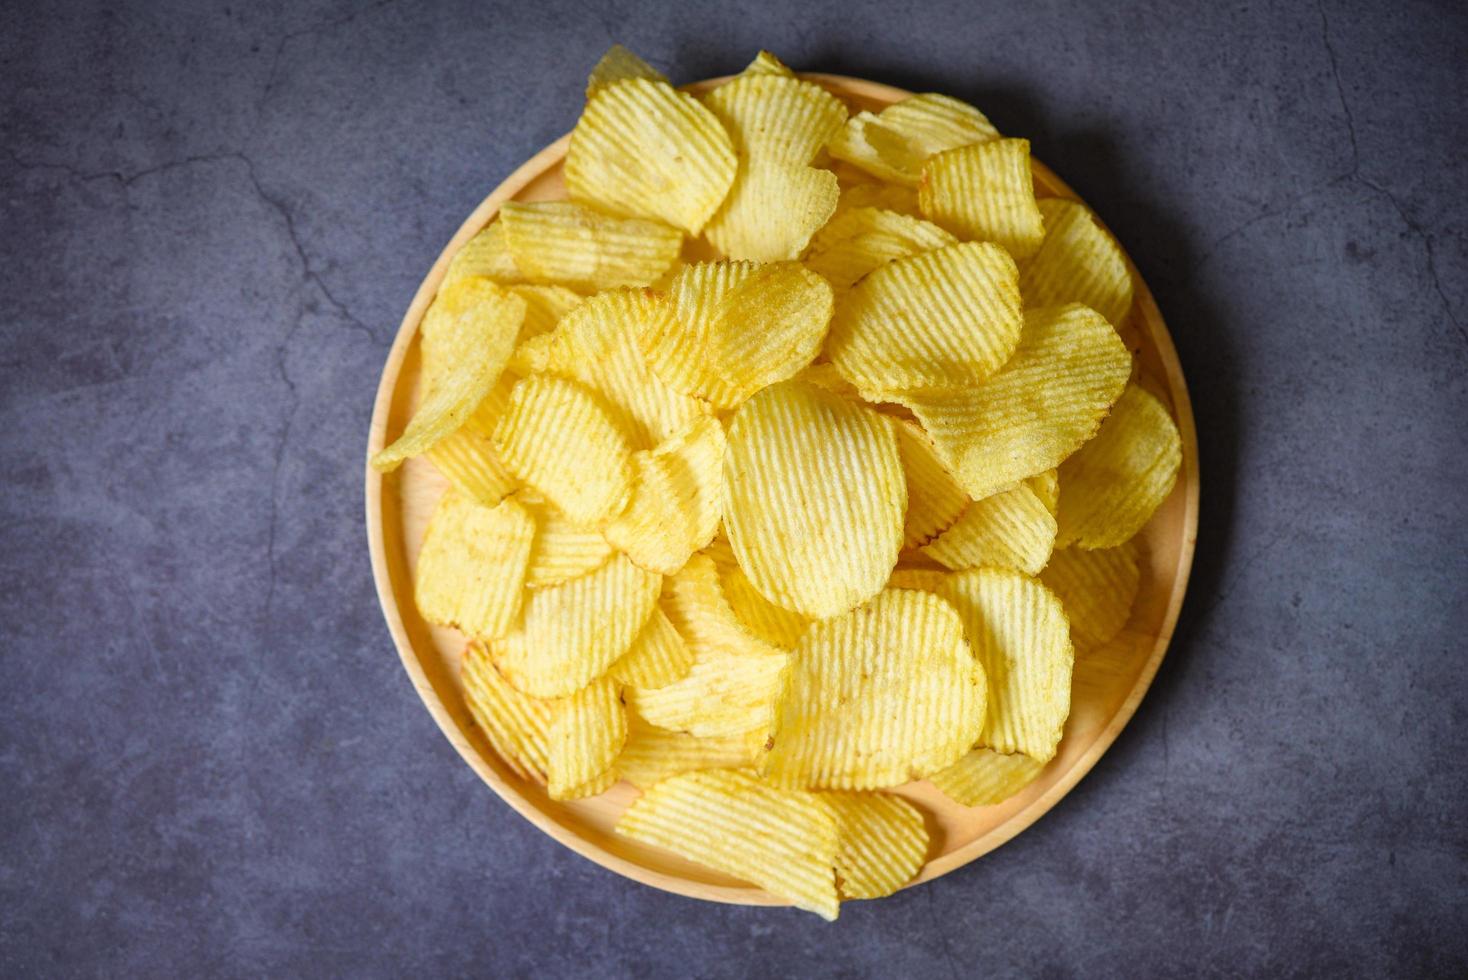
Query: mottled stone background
[{"left": 2, "top": 0, "right": 1464, "bottom": 976}]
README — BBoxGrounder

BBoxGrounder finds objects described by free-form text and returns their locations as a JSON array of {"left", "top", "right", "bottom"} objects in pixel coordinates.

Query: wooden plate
[{"left": 366, "top": 74, "right": 1199, "bottom": 908}]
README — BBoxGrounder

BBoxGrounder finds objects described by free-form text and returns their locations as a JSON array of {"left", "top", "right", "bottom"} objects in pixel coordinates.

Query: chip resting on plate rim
[{"left": 413, "top": 492, "right": 534, "bottom": 640}]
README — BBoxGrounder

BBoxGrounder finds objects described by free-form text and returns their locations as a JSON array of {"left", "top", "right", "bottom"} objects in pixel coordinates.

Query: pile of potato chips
[{"left": 372, "top": 47, "right": 1183, "bottom": 919}]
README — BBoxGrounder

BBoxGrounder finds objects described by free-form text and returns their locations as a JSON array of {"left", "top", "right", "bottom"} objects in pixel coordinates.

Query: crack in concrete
[{"left": 259, "top": 0, "right": 405, "bottom": 110}]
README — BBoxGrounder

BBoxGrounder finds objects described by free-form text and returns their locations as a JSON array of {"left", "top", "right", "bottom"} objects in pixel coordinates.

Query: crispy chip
[
  {"left": 829, "top": 93, "right": 999, "bottom": 187},
  {"left": 898, "top": 303, "right": 1132, "bottom": 500},
  {"left": 1020, "top": 198, "right": 1134, "bottom": 327},
  {"left": 1028, "top": 468, "right": 1060, "bottom": 516},
  {"left": 919, "top": 138, "right": 1045, "bottom": 259},
  {"left": 608, "top": 606, "right": 695, "bottom": 689},
  {"left": 927, "top": 748, "right": 1044, "bottom": 807},
  {"left": 414, "top": 493, "right": 534, "bottom": 639},
  {"left": 510, "top": 284, "right": 584, "bottom": 341},
  {"left": 797, "top": 361, "right": 863, "bottom": 400},
  {"left": 641, "top": 261, "right": 834, "bottom": 409},
  {"left": 586, "top": 44, "right": 667, "bottom": 98},
  {"left": 895, "top": 418, "right": 969, "bottom": 549},
  {"left": 500, "top": 201, "right": 683, "bottom": 292},
  {"left": 1040, "top": 540, "right": 1142, "bottom": 649},
  {"left": 700, "top": 529, "right": 737, "bottom": 569},
  {"left": 723, "top": 379, "right": 905, "bottom": 618},
  {"left": 719, "top": 563, "right": 811, "bottom": 649},
  {"left": 603, "top": 414, "right": 726, "bottom": 574},
  {"left": 1056, "top": 384, "right": 1182, "bottom": 548},
  {"left": 886, "top": 568, "right": 950, "bottom": 593},
  {"left": 938, "top": 569, "right": 1073, "bottom": 761},
  {"left": 518, "top": 494, "right": 615, "bottom": 588},
  {"left": 546, "top": 677, "right": 627, "bottom": 800},
  {"left": 827, "top": 242, "right": 1022, "bottom": 394},
  {"left": 804, "top": 207, "right": 957, "bottom": 292},
  {"left": 423, "top": 373, "right": 519, "bottom": 507},
  {"left": 418, "top": 277, "right": 524, "bottom": 388},
  {"left": 615, "top": 719, "right": 766, "bottom": 788},
  {"left": 835, "top": 178, "right": 921, "bottom": 219},
  {"left": 744, "top": 49, "right": 794, "bottom": 77},
  {"left": 823, "top": 792, "right": 929, "bottom": 900},
  {"left": 492, "top": 553, "right": 661, "bottom": 698},
  {"left": 920, "top": 482, "right": 1057, "bottom": 575},
  {"left": 492, "top": 374, "right": 633, "bottom": 524},
  {"left": 461, "top": 641, "right": 551, "bottom": 782},
  {"left": 442, "top": 222, "right": 524, "bottom": 290},
  {"left": 764, "top": 588, "right": 986, "bottom": 789},
  {"left": 566, "top": 77, "right": 737, "bottom": 235},
  {"left": 616, "top": 769, "right": 840, "bottom": 920}
]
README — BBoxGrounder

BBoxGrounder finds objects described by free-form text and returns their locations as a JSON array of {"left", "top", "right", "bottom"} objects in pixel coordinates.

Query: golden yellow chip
[
  {"left": 823, "top": 792, "right": 929, "bottom": 900},
  {"left": 764, "top": 588, "right": 986, "bottom": 789},
  {"left": 607, "top": 606, "right": 695, "bottom": 689},
  {"left": 1040, "top": 540, "right": 1142, "bottom": 649},
  {"left": 615, "top": 718, "right": 766, "bottom": 788},
  {"left": 927, "top": 748, "right": 1044, "bottom": 807},
  {"left": 920, "top": 482, "right": 1057, "bottom": 575},
  {"left": 898, "top": 303, "right": 1132, "bottom": 500},
  {"left": 826, "top": 241, "right": 1021, "bottom": 394},
  {"left": 919, "top": 138, "right": 1045, "bottom": 259},
  {"left": 886, "top": 568, "right": 950, "bottom": 593},
  {"left": 509, "top": 284, "right": 583, "bottom": 342},
  {"left": 603, "top": 414, "right": 725, "bottom": 574},
  {"left": 414, "top": 493, "right": 534, "bottom": 639},
  {"left": 1020, "top": 198, "right": 1134, "bottom": 327},
  {"left": 565, "top": 76, "right": 737, "bottom": 235},
  {"left": 1028, "top": 468, "right": 1060, "bottom": 516},
  {"left": 937, "top": 568, "right": 1073, "bottom": 761},
  {"left": 491, "top": 553, "right": 661, "bottom": 698},
  {"left": 700, "top": 529, "right": 738, "bottom": 569},
  {"left": 461, "top": 641, "right": 551, "bottom": 782},
  {"left": 894, "top": 418, "right": 969, "bottom": 549},
  {"left": 616, "top": 769, "right": 840, "bottom": 920},
  {"left": 418, "top": 277, "right": 524, "bottom": 388},
  {"left": 743, "top": 49, "right": 794, "bottom": 77},
  {"left": 1056, "top": 384, "right": 1183, "bottom": 548},
  {"left": 585, "top": 44, "right": 666, "bottom": 98},
  {"left": 803, "top": 206, "right": 957, "bottom": 292},
  {"left": 518, "top": 494, "right": 615, "bottom": 588},
  {"left": 797, "top": 361, "right": 863, "bottom": 400},
  {"left": 441, "top": 222, "right": 524, "bottom": 290},
  {"left": 500, "top": 201, "right": 683, "bottom": 292},
  {"left": 641, "top": 261, "right": 834, "bottom": 409},
  {"left": 491, "top": 374, "right": 633, "bottom": 525},
  {"left": 718, "top": 563, "right": 811, "bottom": 649},
  {"left": 723, "top": 379, "right": 905, "bottom": 619},
  {"left": 834, "top": 178, "right": 921, "bottom": 219},
  {"left": 829, "top": 93, "right": 999, "bottom": 187},
  {"left": 423, "top": 373, "right": 519, "bottom": 507},
  {"left": 546, "top": 677, "right": 626, "bottom": 800}
]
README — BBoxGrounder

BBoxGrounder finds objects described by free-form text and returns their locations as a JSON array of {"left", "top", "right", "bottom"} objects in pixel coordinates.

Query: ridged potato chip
[
  {"left": 835, "top": 177, "right": 921, "bottom": 219},
  {"left": 894, "top": 418, "right": 969, "bottom": 549},
  {"left": 616, "top": 769, "right": 840, "bottom": 920},
  {"left": 510, "top": 284, "right": 583, "bottom": 341},
  {"left": 920, "top": 482, "right": 1057, "bottom": 575},
  {"left": 642, "top": 261, "right": 834, "bottom": 409},
  {"left": 586, "top": 44, "right": 666, "bottom": 97},
  {"left": 566, "top": 76, "right": 737, "bottom": 235},
  {"left": 461, "top": 641, "right": 551, "bottom": 782},
  {"left": 797, "top": 361, "right": 863, "bottom": 401},
  {"left": 608, "top": 606, "right": 695, "bottom": 689},
  {"left": 803, "top": 206, "right": 957, "bottom": 292},
  {"left": 492, "top": 374, "right": 633, "bottom": 524},
  {"left": 500, "top": 201, "right": 682, "bottom": 292},
  {"left": 615, "top": 718, "right": 766, "bottom": 788},
  {"left": 899, "top": 303, "right": 1132, "bottom": 500},
  {"left": 886, "top": 568, "right": 950, "bottom": 593},
  {"left": 1056, "top": 384, "right": 1182, "bottom": 548},
  {"left": 827, "top": 241, "right": 1022, "bottom": 394},
  {"left": 1040, "top": 540, "right": 1142, "bottom": 649},
  {"left": 423, "top": 373, "right": 519, "bottom": 507},
  {"left": 418, "top": 277, "right": 524, "bottom": 388},
  {"left": 1020, "top": 198, "right": 1134, "bottom": 327},
  {"left": 700, "top": 529, "right": 737, "bottom": 569},
  {"left": 919, "top": 138, "right": 1045, "bottom": 259},
  {"left": 927, "top": 748, "right": 1044, "bottom": 807},
  {"left": 518, "top": 494, "right": 615, "bottom": 588},
  {"left": 743, "top": 48, "right": 795, "bottom": 77},
  {"left": 823, "top": 792, "right": 929, "bottom": 900},
  {"left": 723, "top": 379, "right": 905, "bottom": 619},
  {"left": 492, "top": 553, "right": 661, "bottom": 698},
  {"left": 442, "top": 222, "right": 524, "bottom": 290},
  {"left": 938, "top": 568, "right": 1073, "bottom": 761},
  {"left": 603, "top": 414, "right": 726, "bottom": 574},
  {"left": 1028, "top": 468, "right": 1060, "bottom": 516},
  {"left": 764, "top": 588, "right": 986, "bottom": 789},
  {"left": 718, "top": 563, "right": 811, "bottom": 649},
  {"left": 414, "top": 493, "right": 534, "bottom": 639},
  {"left": 829, "top": 93, "right": 999, "bottom": 187},
  {"left": 546, "top": 677, "right": 626, "bottom": 800}
]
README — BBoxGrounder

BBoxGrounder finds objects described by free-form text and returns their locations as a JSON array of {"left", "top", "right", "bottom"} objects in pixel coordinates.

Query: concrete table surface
[{"left": 2, "top": 0, "right": 1464, "bottom": 976}]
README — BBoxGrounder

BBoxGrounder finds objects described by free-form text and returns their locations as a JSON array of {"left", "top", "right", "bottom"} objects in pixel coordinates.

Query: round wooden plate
[{"left": 366, "top": 74, "right": 1199, "bottom": 908}]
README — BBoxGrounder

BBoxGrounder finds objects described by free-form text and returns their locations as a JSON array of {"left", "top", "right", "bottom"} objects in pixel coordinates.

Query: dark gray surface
[{"left": 2, "top": 0, "right": 1465, "bottom": 975}]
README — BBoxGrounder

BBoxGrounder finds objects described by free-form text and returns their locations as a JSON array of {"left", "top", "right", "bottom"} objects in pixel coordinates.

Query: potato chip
[
  {"left": 764, "top": 588, "right": 986, "bottom": 789},
  {"left": 492, "top": 553, "right": 661, "bottom": 698},
  {"left": 510, "top": 284, "right": 584, "bottom": 342},
  {"left": 823, "top": 792, "right": 928, "bottom": 900},
  {"left": 442, "top": 222, "right": 524, "bottom": 290},
  {"left": 615, "top": 718, "right": 766, "bottom": 788},
  {"left": 461, "top": 641, "right": 551, "bottom": 782},
  {"left": 829, "top": 93, "right": 999, "bottom": 187},
  {"left": 927, "top": 748, "right": 1044, "bottom": 807},
  {"left": 1020, "top": 198, "right": 1134, "bottom": 327},
  {"left": 743, "top": 49, "right": 794, "bottom": 77},
  {"left": 518, "top": 494, "right": 615, "bottom": 588},
  {"left": 834, "top": 178, "right": 921, "bottom": 219},
  {"left": 603, "top": 414, "right": 725, "bottom": 574},
  {"left": 797, "top": 361, "right": 863, "bottom": 400},
  {"left": 1040, "top": 540, "right": 1142, "bottom": 649},
  {"left": 894, "top": 419, "right": 969, "bottom": 549},
  {"left": 641, "top": 261, "right": 834, "bottom": 410},
  {"left": 886, "top": 568, "right": 950, "bottom": 593},
  {"left": 586, "top": 44, "right": 666, "bottom": 98},
  {"left": 617, "top": 769, "right": 840, "bottom": 919},
  {"left": 414, "top": 493, "right": 534, "bottom": 639},
  {"left": 700, "top": 529, "right": 737, "bottom": 569},
  {"left": 1056, "top": 384, "right": 1182, "bottom": 549},
  {"left": 418, "top": 277, "right": 524, "bottom": 388},
  {"left": 1028, "top": 468, "right": 1060, "bottom": 516},
  {"left": 500, "top": 201, "right": 683, "bottom": 292},
  {"left": 491, "top": 374, "right": 633, "bottom": 524},
  {"left": 920, "top": 482, "right": 1057, "bottom": 575},
  {"left": 826, "top": 242, "right": 1022, "bottom": 394},
  {"left": 723, "top": 379, "right": 905, "bottom": 618},
  {"left": 546, "top": 677, "right": 626, "bottom": 800},
  {"left": 938, "top": 569, "right": 1073, "bottom": 761},
  {"left": 607, "top": 606, "right": 695, "bottom": 689},
  {"left": 898, "top": 303, "right": 1132, "bottom": 500},
  {"left": 919, "top": 138, "right": 1045, "bottom": 259},
  {"left": 718, "top": 563, "right": 811, "bottom": 649},
  {"left": 803, "top": 207, "right": 957, "bottom": 292},
  {"left": 423, "top": 373, "right": 519, "bottom": 507},
  {"left": 566, "top": 77, "right": 737, "bottom": 235}
]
